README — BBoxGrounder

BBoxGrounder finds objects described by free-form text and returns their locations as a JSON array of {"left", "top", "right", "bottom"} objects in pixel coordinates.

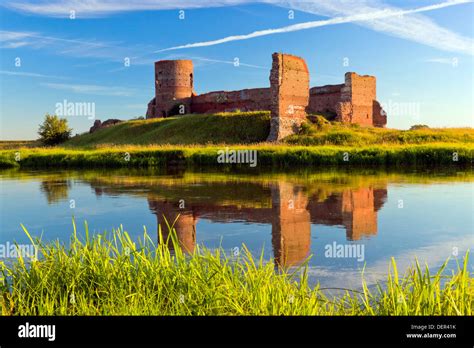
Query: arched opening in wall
[{"left": 190, "top": 73, "right": 193, "bottom": 88}]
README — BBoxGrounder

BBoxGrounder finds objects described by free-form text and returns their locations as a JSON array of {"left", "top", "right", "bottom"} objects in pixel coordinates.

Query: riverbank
[
  {"left": 2, "top": 112, "right": 472, "bottom": 168},
  {"left": 1, "top": 225, "right": 471, "bottom": 315},
  {"left": 0, "top": 143, "right": 472, "bottom": 169}
]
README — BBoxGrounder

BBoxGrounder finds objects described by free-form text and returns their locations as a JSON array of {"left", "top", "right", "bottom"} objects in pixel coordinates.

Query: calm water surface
[{"left": 1, "top": 168, "right": 473, "bottom": 288}]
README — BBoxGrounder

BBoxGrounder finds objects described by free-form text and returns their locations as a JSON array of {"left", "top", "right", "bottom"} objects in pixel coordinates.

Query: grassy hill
[
  {"left": 65, "top": 111, "right": 271, "bottom": 147},
  {"left": 1, "top": 111, "right": 472, "bottom": 169},
  {"left": 287, "top": 117, "right": 474, "bottom": 146},
  {"left": 63, "top": 111, "right": 474, "bottom": 148}
]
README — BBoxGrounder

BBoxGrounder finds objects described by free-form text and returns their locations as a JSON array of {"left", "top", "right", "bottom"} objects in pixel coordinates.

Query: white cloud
[
  {"left": 2, "top": 0, "right": 473, "bottom": 58},
  {"left": 2, "top": 0, "right": 251, "bottom": 17},
  {"left": 0, "top": 30, "right": 41, "bottom": 49},
  {"left": 425, "top": 57, "right": 459, "bottom": 65},
  {"left": 155, "top": 0, "right": 474, "bottom": 56},
  {"left": 307, "top": 235, "right": 473, "bottom": 290},
  {"left": 0, "top": 70, "right": 66, "bottom": 78},
  {"left": 0, "top": 30, "right": 148, "bottom": 64},
  {"left": 281, "top": 0, "right": 474, "bottom": 56},
  {"left": 42, "top": 82, "right": 135, "bottom": 96},
  {"left": 184, "top": 56, "right": 267, "bottom": 69}
]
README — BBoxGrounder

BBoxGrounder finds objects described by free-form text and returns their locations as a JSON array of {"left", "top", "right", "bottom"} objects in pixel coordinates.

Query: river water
[{"left": 1, "top": 168, "right": 472, "bottom": 289}]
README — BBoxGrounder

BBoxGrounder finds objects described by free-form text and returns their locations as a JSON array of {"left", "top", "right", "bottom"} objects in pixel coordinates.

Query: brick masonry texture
[
  {"left": 146, "top": 53, "right": 387, "bottom": 140},
  {"left": 267, "top": 53, "right": 310, "bottom": 141}
]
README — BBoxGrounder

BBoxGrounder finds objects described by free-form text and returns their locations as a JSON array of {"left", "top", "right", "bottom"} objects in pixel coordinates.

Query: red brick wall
[
  {"left": 308, "top": 84, "right": 343, "bottom": 114},
  {"left": 191, "top": 88, "right": 270, "bottom": 113},
  {"left": 338, "top": 72, "right": 376, "bottom": 126},
  {"left": 308, "top": 73, "right": 386, "bottom": 127},
  {"left": 267, "top": 53, "right": 309, "bottom": 141},
  {"left": 152, "top": 60, "right": 194, "bottom": 118},
  {"left": 373, "top": 100, "right": 387, "bottom": 127},
  {"left": 146, "top": 56, "right": 387, "bottom": 128}
]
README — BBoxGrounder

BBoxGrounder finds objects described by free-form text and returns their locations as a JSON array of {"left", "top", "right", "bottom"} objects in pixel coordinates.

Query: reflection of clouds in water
[
  {"left": 307, "top": 236, "right": 473, "bottom": 290},
  {"left": 2, "top": 171, "right": 473, "bottom": 291}
]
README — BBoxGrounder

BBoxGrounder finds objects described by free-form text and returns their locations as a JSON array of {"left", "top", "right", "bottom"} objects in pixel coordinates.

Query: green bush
[
  {"left": 38, "top": 114, "right": 72, "bottom": 146},
  {"left": 309, "top": 115, "right": 331, "bottom": 131},
  {"left": 323, "top": 131, "right": 360, "bottom": 145},
  {"left": 410, "top": 124, "right": 430, "bottom": 130}
]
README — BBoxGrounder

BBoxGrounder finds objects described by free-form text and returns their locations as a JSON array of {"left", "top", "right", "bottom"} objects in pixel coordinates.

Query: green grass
[
  {"left": 0, "top": 143, "right": 472, "bottom": 169},
  {"left": 0, "top": 140, "right": 39, "bottom": 150},
  {"left": 1, "top": 112, "right": 472, "bottom": 168},
  {"left": 289, "top": 118, "right": 474, "bottom": 146},
  {"left": 61, "top": 111, "right": 474, "bottom": 148},
  {"left": 64, "top": 111, "right": 271, "bottom": 147},
  {"left": 1, "top": 222, "right": 471, "bottom": 315}
]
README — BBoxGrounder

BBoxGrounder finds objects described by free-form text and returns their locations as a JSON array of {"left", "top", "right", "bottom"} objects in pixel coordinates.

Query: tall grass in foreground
[{"left": 1, "top": 223, "right": 472, "bottom": 316}]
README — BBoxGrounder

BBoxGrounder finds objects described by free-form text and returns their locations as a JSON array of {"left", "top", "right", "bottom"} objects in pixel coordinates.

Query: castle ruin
[{"left": 146, "top": 53, "right": 387, "bottom": 140}]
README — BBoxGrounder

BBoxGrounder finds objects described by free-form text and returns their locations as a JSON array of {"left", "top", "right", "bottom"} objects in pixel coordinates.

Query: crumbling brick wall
[
  {"left": 308, "top": 72, "right": 386, "bottom": 127},
  {"left": 373, "top": 100, "right": 387, "bottom": 127},
  {"left": 147, "top": 60, "right": 194, "bottom": 118},
  {"left": 339, "top": 72, "right": 375, "bottom": 126},
  {"left": 308, "top": 84, "right": 344, "bottom": 116},
  {"left": 191, "top": 88, "right": 270, "bottom": 113},
  {"left": 267, "top": 53, "right": 309, "bottom": 141},
  {"left": 145, "top": 55, "right": 387, "bottom": 130}
]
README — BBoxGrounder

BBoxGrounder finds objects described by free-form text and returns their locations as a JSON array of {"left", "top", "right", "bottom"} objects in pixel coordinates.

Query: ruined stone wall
[
  {"left": 308, "top": 72, "right": 387, "bottom": 127},
  {"left": 335, "top": 72, "right": 374, "bottom": 126},
  {"left": 145, "top": 55, "right": 387, "bottom": 129},
  {"left": 191, "top": 88, "right": 270, "bottom": 114},
  {"left": 267, "top": 53, "right": 309, "bottom": 141},
  {"left": 342, "top": 73, "right": 376, "bottom": 126},
  {"left": 308, "top": 84, "right": 343, "bottom": 115},
  {"left": 149, "top": 60, "right": 194, "bottom": 118},
  {"left": 373, "top": 100, "right": 387, "bottom": 127}
]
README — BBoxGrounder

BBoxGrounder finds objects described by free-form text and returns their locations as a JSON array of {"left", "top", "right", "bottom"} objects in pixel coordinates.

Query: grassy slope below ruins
[
  {"left": 0, "top": 111, "right": 473, "bottom": 168},
  {"left": 62, "top": 111, "right": 474, "bottom": 148},
  {"left": 65, "top": 111, "right": 271, "bottom": 147}
]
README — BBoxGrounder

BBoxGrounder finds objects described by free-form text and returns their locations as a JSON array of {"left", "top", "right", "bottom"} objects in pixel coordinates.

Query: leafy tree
[{"left": 38, "top": 114, "right": 72, "bottom": 145}]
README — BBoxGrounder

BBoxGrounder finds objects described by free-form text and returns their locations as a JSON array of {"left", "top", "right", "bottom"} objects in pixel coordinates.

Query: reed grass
[{"left": 1, "top": 222, "right": 472, "bottom": 316}]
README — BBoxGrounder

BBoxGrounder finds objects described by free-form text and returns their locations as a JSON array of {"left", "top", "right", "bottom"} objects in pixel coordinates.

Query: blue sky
[{"left": 0, "top": 0, "right": 473, "bottom": 140}]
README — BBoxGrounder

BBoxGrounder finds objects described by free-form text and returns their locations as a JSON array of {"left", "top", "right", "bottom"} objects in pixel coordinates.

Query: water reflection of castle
[
  {"left": 40, "top": 177, "right": 387, "bottom": 268},
  {"left": 147, "top": 182, "right": 387, "bottom": 267}
]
